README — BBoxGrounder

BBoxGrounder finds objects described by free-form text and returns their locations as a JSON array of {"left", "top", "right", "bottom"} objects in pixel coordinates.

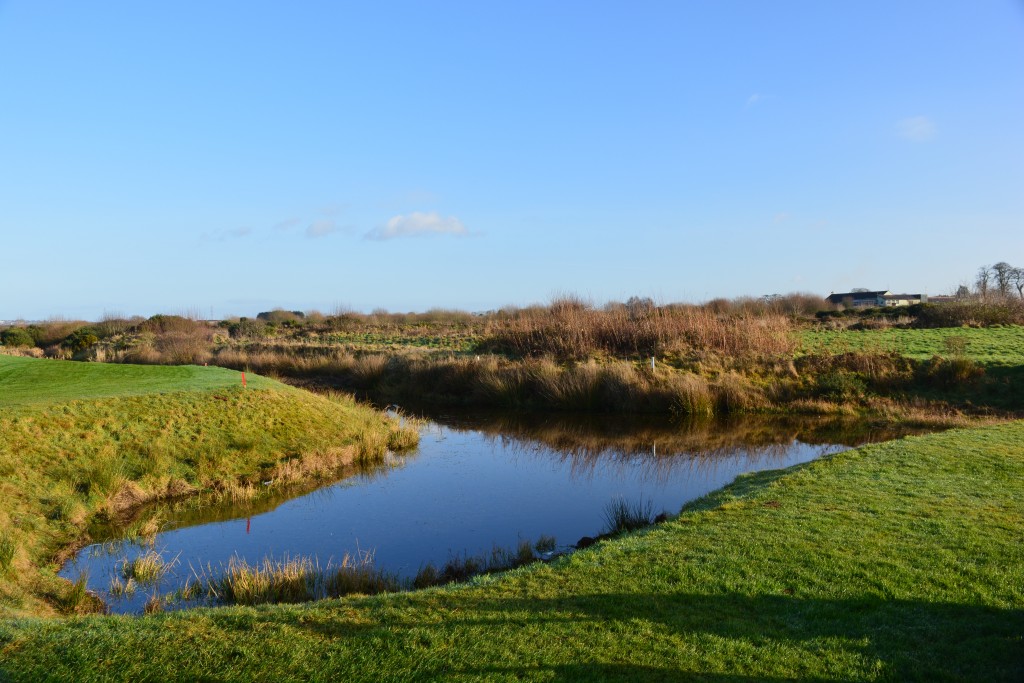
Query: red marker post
[{"left": 241, "top": 371, "right": 247, "bottom": 388}]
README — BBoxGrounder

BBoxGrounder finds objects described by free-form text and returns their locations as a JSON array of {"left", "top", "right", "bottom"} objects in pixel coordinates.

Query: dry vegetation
[{"left": 3, "top": 294, "right": 1022, "bottom": 418}]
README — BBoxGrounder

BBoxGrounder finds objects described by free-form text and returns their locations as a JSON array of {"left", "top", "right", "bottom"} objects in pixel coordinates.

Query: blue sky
[{"left": 1, "top": 1, "right": 1022, "bottom": 319}]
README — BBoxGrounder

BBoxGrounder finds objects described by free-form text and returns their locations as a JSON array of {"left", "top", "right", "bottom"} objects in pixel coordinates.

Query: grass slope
[
  {"left": 2, "top": 420, "right": 1021, "bottom": 681},
  {"left": 0, "top": 356, "right": 414, "bottom": 617},
  {"left": 801, "top": 325, "right": 1024, "bottom": 366}
]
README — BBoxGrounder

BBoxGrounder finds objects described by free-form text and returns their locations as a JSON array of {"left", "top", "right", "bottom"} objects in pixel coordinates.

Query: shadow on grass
[
  {"left": 273, "top": 590, "right": 1023, "bottom": 681},
  {"left": 1, "top": 589, "right": 1021, "bottom": 681}
]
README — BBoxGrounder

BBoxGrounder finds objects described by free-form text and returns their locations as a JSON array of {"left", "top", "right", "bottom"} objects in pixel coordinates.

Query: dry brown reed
[
  {"left": 198, "top": 553, "right": 399, "bottom": 606},
  {"left": 482, "top": 297, "right": 797, "bottom": 361}
]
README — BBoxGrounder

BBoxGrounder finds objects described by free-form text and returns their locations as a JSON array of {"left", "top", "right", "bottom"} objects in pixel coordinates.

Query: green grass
[
  {"left": 1, "top": 420, "right": 1020, "bottom": 681},
  {"left": 0, "top": 356, "right": 416, "bottom": 617},
  {"left": 0, "top": 354, "right": 274, "bottom": 408},
  {"left": 801, "top": 325, "right": 1024, "bottom": 366}
]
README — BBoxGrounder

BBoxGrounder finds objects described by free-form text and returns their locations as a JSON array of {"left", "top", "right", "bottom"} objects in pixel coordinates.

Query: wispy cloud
[
  {"left": 198, "top": 226, "right": 253, "bottom": 243},
  {"left": 746, "top": 93, "right": 771, "bottom": 108},
  {"left": 773, "top": 212, "right": 791, "bottom": 224},
  {"left": 306, "top": 219, "right": 340, "bottom": 238},
  {"left": 273, "top": 218, "right": 301, "bottom": 231},
  {"left": 897, "top": 115, "right": 936, "bottom": 142},
  {"left": 365, "top": 212, "right": 468, "bottom": 241}
]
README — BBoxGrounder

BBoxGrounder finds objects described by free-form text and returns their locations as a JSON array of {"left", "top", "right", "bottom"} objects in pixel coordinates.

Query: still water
[{"left": 61, "top": 411, "right": 925, "bottom": 614}]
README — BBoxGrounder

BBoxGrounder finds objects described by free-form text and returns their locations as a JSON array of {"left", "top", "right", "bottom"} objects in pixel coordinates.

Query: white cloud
[
  {"left": 897, "top": 116, "right": 936, "bottom": 142},
  {"left": 746, "top": 93, "right": 764, "bottom": 107},
  {"left": 306, "top": 219, "right": 339, "bottom": 238},
  {"left": 366, "top": 212, "right": 468, "bottom": 240},
  {"left": 773, "top": 212, "right": 791, "bottom": 224}
]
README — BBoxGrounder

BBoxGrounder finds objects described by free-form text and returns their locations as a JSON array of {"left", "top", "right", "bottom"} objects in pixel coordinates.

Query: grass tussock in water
[
  {"left": 120, "top": 551, "right": 172, "bottom": 584},
  {"left": 194, "top": 553, "right": 400, "bottom": 606},
  {"left": 602, "top": 497, "right": 655, "bottom": 535}
]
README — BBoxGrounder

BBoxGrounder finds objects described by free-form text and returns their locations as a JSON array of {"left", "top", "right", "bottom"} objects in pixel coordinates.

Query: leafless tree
[
  {"left": 1010, "top": 267, "right": 1024, "bottom": 299},
  {"left": 992, "top": 262, "right": 1015, "bottom": 297},
  {"left": 975, "top": 266, "right": 992, "bottom": 300}
]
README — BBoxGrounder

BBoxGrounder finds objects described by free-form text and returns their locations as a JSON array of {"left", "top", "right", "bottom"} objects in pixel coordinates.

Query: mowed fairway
[
  {"left": 1, "top": 418, "right": 1021, "bottom": 681},
  {"left": 0, "top": 354, "right": 272, "bottom": 408}
]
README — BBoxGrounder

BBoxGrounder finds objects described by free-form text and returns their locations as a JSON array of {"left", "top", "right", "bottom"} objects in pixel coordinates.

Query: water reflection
[
  {"left": 428, "top": 412, "right": 914, "bottom": 485},
  {"left": 62, "top": 411, "right": 935, "bottom": 615}
]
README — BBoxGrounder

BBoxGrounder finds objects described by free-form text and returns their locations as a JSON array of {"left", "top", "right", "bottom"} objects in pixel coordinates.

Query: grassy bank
[
  {"left": 0, "top": 355, "right": 417, "bottom": 617},
  {"left": 1, "top": 420, "right": 1021, "bottom": 681}
]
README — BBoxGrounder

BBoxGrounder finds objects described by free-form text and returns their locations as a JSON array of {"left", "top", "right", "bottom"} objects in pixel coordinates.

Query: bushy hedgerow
[{"left": 1, "top": 327, "right": 35, "bottom": 348}]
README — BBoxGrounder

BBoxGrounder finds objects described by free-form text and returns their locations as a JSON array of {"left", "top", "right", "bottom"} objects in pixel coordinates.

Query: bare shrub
[{"left": 155, "top": 329, "right": 214, "bottom": 365}]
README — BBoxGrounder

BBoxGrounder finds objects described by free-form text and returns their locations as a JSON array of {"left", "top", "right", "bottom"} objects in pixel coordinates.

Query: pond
[{"left": 61, "top": 411, "right": 929, "bottom": 614}]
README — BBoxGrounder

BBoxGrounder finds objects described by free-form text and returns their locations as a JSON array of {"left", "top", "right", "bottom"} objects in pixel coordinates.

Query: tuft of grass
[
  {"left": 197, "top": 553, "right": 400, "bottom": 607},
  {"left": 534, "top": 535, "right": 557, "bottom": 553},
  {"left": 602, "top": 497, "right": 654, "bottom": 535},
  {"left": 412, "top": 563, "right": 440, "bottom": 590},
  {"left": 143, "top": 596, "right": 164, "bottom": 615},
  {"left": 108, "top": 576, "right": 136, "bottom": 597},
  {"left": 56, "top": 573, "right": 90, "bottom": 615},
  {"left": 120, "top": 551, "right": 170, "bottom": 584}
]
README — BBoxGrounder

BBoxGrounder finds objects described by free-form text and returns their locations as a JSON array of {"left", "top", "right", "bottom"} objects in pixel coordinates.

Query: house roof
[{"left": 825, "top": 290, "right": 889, "bottom": 304}]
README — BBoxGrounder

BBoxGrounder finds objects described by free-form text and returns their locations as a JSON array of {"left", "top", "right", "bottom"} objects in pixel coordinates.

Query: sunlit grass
[
  {"left": 800, "top": 325, "right": 1024, "bottom": 366},
  {"left": 0, "top": 356, "right": 417, "bottom": 617},
  {"left": 1, "top": 420, "right": 1021, "bottom": 680}
]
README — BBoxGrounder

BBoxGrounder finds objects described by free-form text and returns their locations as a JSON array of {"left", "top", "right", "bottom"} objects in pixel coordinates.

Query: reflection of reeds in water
[
  {"left": 91, "top": 449, "right": 414, "bottom": 542},
  {"left": 413, "top": 539, "right": 539, "bottom": 589},
  {"left": 441, "top": 412, "right": 931, "bottom": 485}
]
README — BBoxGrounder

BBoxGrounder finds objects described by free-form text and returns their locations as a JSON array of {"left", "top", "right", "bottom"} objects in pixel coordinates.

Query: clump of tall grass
[
  {"left": 602, "top": 497, "right": 654, "bottom": 535},
  {"left": 916, "top": 356, "right": 985, "bottom": 389},
  {"left": 144, "top": 596, "right": 165, "bottom": 615},
  {"left": 120, "top": 551, "right": 172, "bottom": 584},
  {"left": 198, "top": 553, "right": 399, "bottom": 606},
  {"left": 534, "top": 535, "right": 557, "bottom": 553},
  {"left": 108, "top": 576, "right": 137, "bottom": 597},
  {"left": 667, "top": 373, "right": 715, "bottom": 417},
  {"left": 57, "top": 573, "right": 92, "bottom": 614}
]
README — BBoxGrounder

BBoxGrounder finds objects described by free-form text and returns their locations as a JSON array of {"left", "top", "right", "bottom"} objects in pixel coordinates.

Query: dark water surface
[{"left": 61, "top": 411, "right": 928, "bottom": 614}]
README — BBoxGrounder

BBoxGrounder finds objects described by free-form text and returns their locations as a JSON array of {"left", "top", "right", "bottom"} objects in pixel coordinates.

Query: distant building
[
  {"left": 826, "top": 290, "right": 890, "bottom": 308},
  {"left": 881, "top": 293, "right": 925, "bottom": 307},
  {"left": 826, "top": 290, "right": 927, "bottom": 308}
]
